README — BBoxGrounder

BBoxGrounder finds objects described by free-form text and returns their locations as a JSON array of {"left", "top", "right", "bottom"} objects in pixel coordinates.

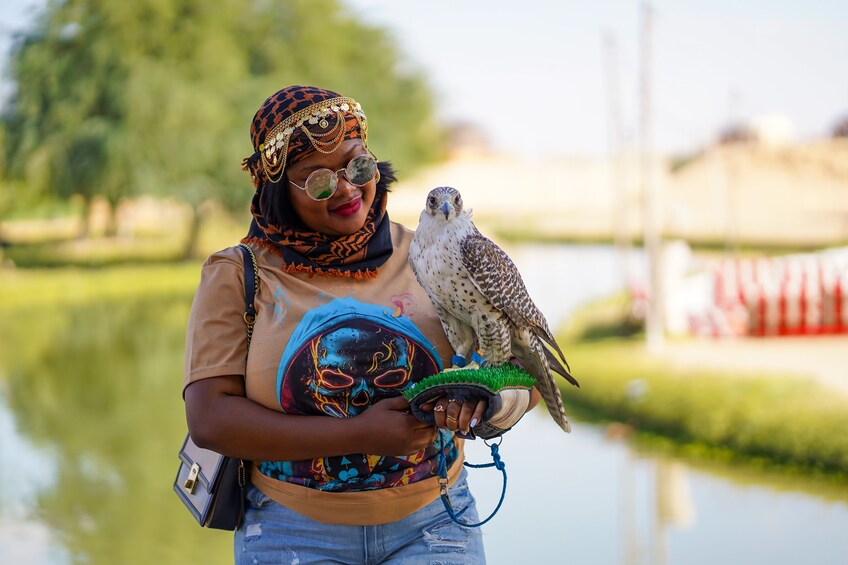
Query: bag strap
[
  {"left": 237, "top": 243, "right": 259, "bottom": 350},
  {"left": 234, "top": 243, "right": 259, "bottom": 528}
]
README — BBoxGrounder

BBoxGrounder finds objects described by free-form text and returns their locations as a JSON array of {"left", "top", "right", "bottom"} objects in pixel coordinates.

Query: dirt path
[{"left": 656, "top": 335, "right": 848, "bottom": 395}]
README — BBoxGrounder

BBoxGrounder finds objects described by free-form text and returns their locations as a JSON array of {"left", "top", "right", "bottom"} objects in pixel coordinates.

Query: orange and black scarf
[{"left": 242, "top": 188, "right": 393, "bottom": 280}]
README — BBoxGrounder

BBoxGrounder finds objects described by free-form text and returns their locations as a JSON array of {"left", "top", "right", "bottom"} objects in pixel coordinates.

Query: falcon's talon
[{"left": 443, "top": 360, "right": 482, "bottom": 373}]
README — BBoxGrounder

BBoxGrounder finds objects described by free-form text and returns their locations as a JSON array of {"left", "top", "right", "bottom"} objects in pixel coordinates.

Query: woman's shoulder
[
  {"left": 202, "top": 245, "right": 245, "bottom": 268},
  {"left": 390, "top": 221, "right": 415, "bottom": 252},
  {"left": 196, "top": 246, "right": 246, "bottom": 286}
]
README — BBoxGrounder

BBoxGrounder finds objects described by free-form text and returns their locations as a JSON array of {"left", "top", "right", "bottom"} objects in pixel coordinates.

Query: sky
[
  {"left": 1, "top": 0, "right": 847, "bottom": 157},
  {"left": 342, "top": 0, "right": 848, "bottom": 156}
]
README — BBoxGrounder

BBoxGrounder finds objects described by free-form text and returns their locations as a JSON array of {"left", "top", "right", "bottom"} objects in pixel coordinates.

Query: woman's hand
[
  {"left": 420, "top": 397, "right": 488, "bottom": 435},
  {"left": 353, "top": 396, "right": 438, "bottom": 456}
]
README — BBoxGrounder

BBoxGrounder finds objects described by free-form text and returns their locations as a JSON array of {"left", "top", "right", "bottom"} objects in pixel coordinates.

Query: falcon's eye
[
  {"left": 427, "top": 196, "right": 436, "bottom": 207},
  {"left": 454, "top": 195, "right": 461, "bottom": 206}
]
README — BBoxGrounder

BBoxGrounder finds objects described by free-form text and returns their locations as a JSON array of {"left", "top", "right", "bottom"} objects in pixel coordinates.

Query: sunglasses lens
[
  {"left": 304, "top": 169, "right": 337, "bottom": 200},
  {"left": 346, "top": 154, "right": 377, "bottom": 186}
]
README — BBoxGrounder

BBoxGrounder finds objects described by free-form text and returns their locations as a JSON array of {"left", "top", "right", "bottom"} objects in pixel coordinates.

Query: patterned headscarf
[{"left": 240, "top": 86, "right": 392, "bottom": 279}]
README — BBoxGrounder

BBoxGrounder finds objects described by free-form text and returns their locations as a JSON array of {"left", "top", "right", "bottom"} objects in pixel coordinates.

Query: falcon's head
[{"left": 424, "top": 186, "right": 463, "bottom": 220}]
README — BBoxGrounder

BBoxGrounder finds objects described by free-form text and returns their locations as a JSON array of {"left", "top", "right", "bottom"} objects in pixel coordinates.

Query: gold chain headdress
[{"left": 258, "top": 97, "right": 368, "bottom": 184}]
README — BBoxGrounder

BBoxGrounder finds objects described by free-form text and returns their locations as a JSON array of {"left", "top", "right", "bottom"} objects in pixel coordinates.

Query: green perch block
[{"left": 403, "top": 364, "right": 537, "bottom": 401}]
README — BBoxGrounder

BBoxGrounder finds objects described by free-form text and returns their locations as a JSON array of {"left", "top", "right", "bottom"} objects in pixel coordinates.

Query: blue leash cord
[{"left": 437, "top": 433, "right": 507, "bottom": 528}]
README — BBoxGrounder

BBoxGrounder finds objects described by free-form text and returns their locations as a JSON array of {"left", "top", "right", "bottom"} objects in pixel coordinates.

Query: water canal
[{"left": 1, "top": 244, "right": 845, "bottom": 564}]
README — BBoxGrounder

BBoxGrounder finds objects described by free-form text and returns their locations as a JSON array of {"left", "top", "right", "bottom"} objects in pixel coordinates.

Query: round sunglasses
[{"left": 288, "top": 153, "right": 378, "bottom": 201}]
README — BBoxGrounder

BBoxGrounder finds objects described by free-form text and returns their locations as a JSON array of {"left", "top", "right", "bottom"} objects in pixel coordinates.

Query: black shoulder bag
[{"left": 173, "top": 243, "right": 258, "bottom": 530}]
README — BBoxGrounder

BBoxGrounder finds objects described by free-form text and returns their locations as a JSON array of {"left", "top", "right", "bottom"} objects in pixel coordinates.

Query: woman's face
[{"left": 285, "top": 139, "right": 377, "bottom": 236}]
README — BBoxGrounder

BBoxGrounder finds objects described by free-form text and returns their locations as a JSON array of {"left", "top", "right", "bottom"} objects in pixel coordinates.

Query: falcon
[{"left": 409, "top": 186, "right": 579, "bottom": 432}]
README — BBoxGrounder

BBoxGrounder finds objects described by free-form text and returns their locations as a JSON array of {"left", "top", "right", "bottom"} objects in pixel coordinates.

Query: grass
[
  {"left": 0, "top": 262, "right": 202, "bottom": 310},
  {"left": 563, "top": 339, "right": 848, "bottom": 473},
  {"left": 559, "top": 298, "right": 848, "bottom": 476}
]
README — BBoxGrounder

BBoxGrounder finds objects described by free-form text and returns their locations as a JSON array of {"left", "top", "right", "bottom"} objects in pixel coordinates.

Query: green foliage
[
  {"left": 562, "top": 338, "right": 848, "bottom": 474},
  {"left": 2, "top": 0, "right": 444, "bottom": 217}
]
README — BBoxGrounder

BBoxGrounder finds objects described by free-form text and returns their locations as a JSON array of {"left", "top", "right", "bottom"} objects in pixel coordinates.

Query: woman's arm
[{"left": 184, "top": 375, "right": 438, "bottom": 461}]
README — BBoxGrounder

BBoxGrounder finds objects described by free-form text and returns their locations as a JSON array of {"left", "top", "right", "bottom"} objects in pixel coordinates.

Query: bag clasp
[{"left": 184, "top": 462, "right": 201, "bottom": 494}]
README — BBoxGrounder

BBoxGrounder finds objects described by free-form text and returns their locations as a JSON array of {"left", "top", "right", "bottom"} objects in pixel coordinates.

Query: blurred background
[{"left": 1, "top": 1, "right": 847, "bottom": 564}]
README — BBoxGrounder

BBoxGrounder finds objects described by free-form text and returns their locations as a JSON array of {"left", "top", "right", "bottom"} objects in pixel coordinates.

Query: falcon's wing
[
  {"left": 459, "top": 233, "right": 572, "bottom": 373},
  {"left": 460, "top": 233, "right": 580, "bottom": 386}
]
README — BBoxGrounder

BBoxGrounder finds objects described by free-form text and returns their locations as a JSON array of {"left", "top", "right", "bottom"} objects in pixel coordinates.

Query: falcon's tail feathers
[
  {"left": 538, "top": 333, "right": 571, "bottom": 373},
  {"left": 514, "top": 332, "right": 572, "bottom": 433},
  {"left": 544, "top": 347, "right": 579, "bottom": 388}
]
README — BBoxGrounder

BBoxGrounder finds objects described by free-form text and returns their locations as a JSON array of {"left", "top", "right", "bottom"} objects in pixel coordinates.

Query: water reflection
[
  {"left": 0, "top": 392, "right": 66, "bottom": 564},
  {"left": 465, "top": 410, "right": 848, "bottom": 564},
  {"left": 504, "top": 243, "right": 645, "bottom": 329},
  {"left": 0, "top": 295, "right": 233, "bottom": 565}
]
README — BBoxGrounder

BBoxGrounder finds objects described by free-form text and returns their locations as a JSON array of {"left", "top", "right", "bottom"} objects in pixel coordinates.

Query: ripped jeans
[{"left": 234, "top": 469, "right": 486, "bottom": 564}]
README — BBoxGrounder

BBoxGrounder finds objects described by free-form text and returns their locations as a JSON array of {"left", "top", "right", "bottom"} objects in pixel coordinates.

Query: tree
[{"left": 3, "top": 0, "right": 444, "bottom": 256}]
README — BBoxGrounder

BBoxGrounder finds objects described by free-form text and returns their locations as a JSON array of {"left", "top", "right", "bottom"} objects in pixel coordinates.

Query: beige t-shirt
[{"left": 184, "top": 222, "right": 465, "bottom": 525}]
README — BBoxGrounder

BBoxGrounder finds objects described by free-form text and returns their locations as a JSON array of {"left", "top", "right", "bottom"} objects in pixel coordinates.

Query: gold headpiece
[{"left": 258, "top": 96, "right": 368, "bottom": 183}]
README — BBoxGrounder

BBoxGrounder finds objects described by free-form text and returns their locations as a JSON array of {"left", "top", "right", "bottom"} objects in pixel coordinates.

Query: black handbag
[{"left": 173, "top": 243, "right": 258, "bottom": 530}]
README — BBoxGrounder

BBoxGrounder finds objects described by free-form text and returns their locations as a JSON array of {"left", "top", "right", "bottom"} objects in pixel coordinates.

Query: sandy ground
[{"left": 655, "top": 335, "right": 848, "bottom": 396}]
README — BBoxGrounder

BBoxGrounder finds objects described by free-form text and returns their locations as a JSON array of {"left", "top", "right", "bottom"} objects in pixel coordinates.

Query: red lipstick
[{"left": 332, "top": 197, "right": 362, "bottom": 217}]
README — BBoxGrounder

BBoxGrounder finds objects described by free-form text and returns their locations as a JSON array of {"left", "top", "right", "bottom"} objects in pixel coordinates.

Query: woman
[{"left": 183, "top": 85, "right": 538, "bottom": 564}]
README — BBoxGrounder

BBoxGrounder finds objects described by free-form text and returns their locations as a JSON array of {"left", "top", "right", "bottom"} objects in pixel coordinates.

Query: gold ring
[{"left": 446, "top": 415, "right": 458, "bottom": 423}]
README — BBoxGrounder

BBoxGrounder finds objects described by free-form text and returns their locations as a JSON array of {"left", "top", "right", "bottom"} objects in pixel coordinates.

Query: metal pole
[
  {"left": 604, "top": 31, "right": 632, "bottom": 288},
  {"left": 640, "top": 1, "right": 664, "bottom": 349}
]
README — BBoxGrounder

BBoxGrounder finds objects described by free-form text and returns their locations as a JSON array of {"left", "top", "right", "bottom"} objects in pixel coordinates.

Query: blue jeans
[{"left": 234, "top": 469, "right": 486, "bottom": 564}]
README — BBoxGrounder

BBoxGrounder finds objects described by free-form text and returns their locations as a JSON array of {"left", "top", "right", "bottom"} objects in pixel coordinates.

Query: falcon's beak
[{"left": 439, "top": 201, "right": 451, "bottom": 220}]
